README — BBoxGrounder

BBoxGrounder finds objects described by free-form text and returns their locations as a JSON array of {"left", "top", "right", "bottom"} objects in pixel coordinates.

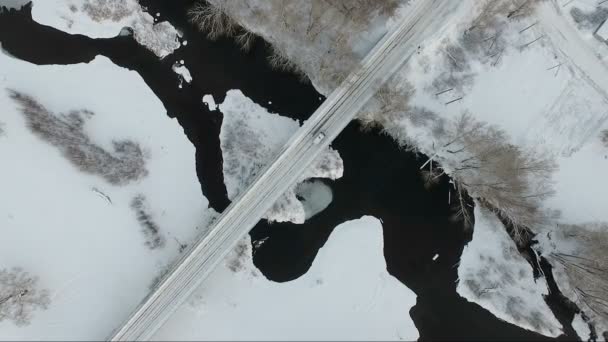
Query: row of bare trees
[{"left": 189, "top": 0, "right": 401, "bottom": 90}]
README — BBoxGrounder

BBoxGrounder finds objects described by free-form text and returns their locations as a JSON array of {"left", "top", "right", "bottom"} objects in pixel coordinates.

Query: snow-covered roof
[{"left": 596, "top": 19, "right": 608, "bottom": 42}]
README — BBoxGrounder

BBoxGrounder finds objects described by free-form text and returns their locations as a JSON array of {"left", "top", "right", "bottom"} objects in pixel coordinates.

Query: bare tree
[
  {"left": 0, "top": 268, "right": 50, "bottom": 326},
  {"left": 436, "top": 113, "right": 556, "bottom": 243},
  {"left": 189, "top": 1, "right": 238, "bottom": 39},
  {"left": 189, "top": 0, "right": 258, "bottom": 51},
  {"left": 358, "top": 83, "right": 414, "bottom": 130},
  {"left": 420, "top": 162, "right": 445, "bottom": 189},
  {"left": 266, "top": 44, "right": 307, "bottom": 80},
  {"left": 234, "top": 30, "right": 256, "bottom": 51},
  {"left": 549, "top": 224, "right": 608, "bottom": 326}
]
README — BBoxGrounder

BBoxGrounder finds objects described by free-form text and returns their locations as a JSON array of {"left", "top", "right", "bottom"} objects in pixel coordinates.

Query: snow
[
  {"left": 545, "top": 141, "right": 608, "bottom": 224},
  {"left": 172, "top": 63, "right": 192, "bottom": 84},
  {"left": 457, "top": 206, "right": 562, "bottom": 337},
  {"left": 295, "top": 179, "right": 333, "bottom": 220},
  {"left": 0, "top": 52, "right": 213, "bottom": 339},
  {"left": 30, "top": 0, "right": 180, "bottom": 58},
  {"left": 153, "top": 216, "right": 419, "bottom": 341},
  {"left": 218, "top": 89, "right": 343, "bottom": 224},
  {"left": 572, "top": 313, "right": 591, "bottom": 342},
  {"left": 202, "top": 94, "right": 217, "bottom": 111}
]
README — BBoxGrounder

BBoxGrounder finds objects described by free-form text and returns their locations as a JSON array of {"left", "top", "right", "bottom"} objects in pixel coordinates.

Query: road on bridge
[{"left": 110, "top": 0, "right": 452, "bottom": 340}]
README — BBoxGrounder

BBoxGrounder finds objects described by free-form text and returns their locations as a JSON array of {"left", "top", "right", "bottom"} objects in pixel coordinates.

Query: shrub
[
  {"left": 82, "top": 0, "right": 133, "bottom": 22},
  {"left": 130, "top": 194, "right": 165, "bottom": 250},
  {"left": 549, "top": 224, "right": 608, "bottom": 329},
  {"left": 0, "top": 268, "right": 50, "bottom": 326},
  {"left": 601, "top": 129, "right": 608, "bottom": 146},
  {"left": 8, "top": 89, "right": 148, "bottom": 186}
]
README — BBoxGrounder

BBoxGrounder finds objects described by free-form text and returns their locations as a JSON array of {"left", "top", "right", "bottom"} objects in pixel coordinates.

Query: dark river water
[{"left": 0, "top": 2, "right": 577, "bottom": 340}]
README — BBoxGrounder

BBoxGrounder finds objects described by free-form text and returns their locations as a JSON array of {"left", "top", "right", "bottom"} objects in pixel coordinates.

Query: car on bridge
[{"left": 313, "top": 132, "right": 325, "bottom": 145}]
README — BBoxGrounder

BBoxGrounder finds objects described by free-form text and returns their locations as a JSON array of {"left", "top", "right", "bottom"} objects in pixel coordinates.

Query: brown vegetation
[
  {"left": 130, "top": 194, "right": 165, "bottom": 250},
  {"left": 549, "top": 224, "right": 608, "bottom": 326},
  {"left": 190, "top": 0, "right": 402, "bottom": 88},
  {"left": 439, "top": 113, "right": 556, "bottom": 240},
  {"left": 8, "top": 89, "right": 148, "bottom": 186},
  {"left": 82, "top": 0, "right": 132, "bottom": 22}
]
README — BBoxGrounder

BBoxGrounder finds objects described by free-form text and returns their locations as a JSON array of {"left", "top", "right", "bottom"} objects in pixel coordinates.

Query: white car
[{"left": 313, "top": 132, "right": 325, "bottom": 145}]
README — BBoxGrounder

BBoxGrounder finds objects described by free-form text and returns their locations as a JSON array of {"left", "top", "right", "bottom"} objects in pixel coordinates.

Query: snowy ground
[
  {"left": 29, "top": 0, "right": 181, "bottom": 57},
  {"left": 218, "top": 89, "right": 343, "bottom": 224},
  {"left": 153, "top": 216, "right": 419, "bottom": 341},
  {"left": 0, "top": 50, "right": 212, "bottom": 339}
]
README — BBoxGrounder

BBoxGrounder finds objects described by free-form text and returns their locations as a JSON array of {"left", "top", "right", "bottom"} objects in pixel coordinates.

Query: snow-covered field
[
  {"left": 0, "top": 49, "right": 213, "bottom": 339},
  {"left": 153, "top": 216, "right": 418, "bottom": 341}
]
